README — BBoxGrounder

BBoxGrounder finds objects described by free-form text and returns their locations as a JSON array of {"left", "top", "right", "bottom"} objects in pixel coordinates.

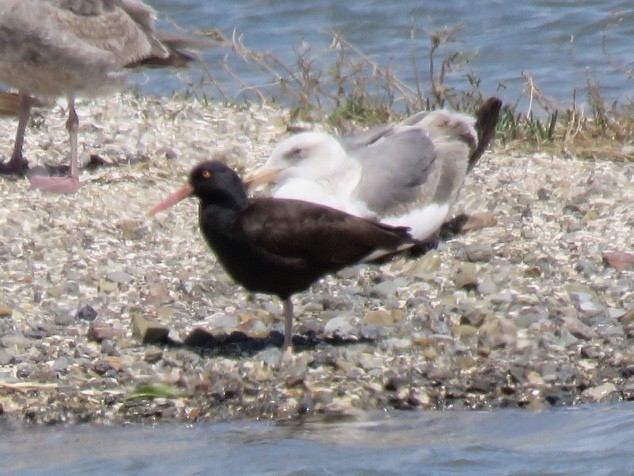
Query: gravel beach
[{"left": 0, "top": 93, "right": 632, "bottom": 425}]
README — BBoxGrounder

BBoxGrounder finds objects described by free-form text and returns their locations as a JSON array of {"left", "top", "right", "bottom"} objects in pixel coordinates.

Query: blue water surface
[
  {"left": 2, "top": 404, "right": 633, "bottom": 475},
  {"left": 142, "top": 0, "right": 634, "bottom": 109}
]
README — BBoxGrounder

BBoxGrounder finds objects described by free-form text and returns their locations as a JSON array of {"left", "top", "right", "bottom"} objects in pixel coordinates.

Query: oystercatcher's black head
[
  {"left": 148, "top": 161, "right": 248, "bottom": 216},
  {"left": 188, "top": 161, "right": 248, "bottom": 210}
]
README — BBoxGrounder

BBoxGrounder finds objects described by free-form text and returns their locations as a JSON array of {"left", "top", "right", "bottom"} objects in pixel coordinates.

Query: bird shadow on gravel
[{"left": 162, "top": 328, "right": 374, "bottom": 357}]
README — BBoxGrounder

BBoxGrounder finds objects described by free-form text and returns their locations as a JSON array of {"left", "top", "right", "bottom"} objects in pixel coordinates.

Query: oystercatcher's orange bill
[{"left": 147, "top": 184, "right": 194, "bottom": 217}]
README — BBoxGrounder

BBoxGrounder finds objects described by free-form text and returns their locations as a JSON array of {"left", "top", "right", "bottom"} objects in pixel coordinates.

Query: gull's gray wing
[
  {"left": 351, "top": 127, "right": 438, "bottom": 215},
  {"left": 340, "top": 123, "right": 397, "bottom": 151},
  {"left": 340, "top": 110, "right": 433, "bottom": 151}
]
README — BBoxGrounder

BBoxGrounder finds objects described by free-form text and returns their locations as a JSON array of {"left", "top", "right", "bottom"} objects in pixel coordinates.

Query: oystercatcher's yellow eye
[{"left": 202, "top": 170, "right": 212, "bottom": 179}]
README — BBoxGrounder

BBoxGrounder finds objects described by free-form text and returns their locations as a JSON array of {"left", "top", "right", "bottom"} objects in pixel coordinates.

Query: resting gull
[
  {"left": 246, "top": 97, "right": 502, "bottom": 244},
  {"left": 0, "top": 0, "right": 201, "bottom": 193}
]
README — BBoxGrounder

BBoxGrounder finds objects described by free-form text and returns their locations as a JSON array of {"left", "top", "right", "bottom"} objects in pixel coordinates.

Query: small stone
[
  {"left": 453, "top": 324, "right": 478, "bottom": 338},
  {"left": 526, "top": 371, "right": 544, "bottom": 385},
  {"left": 77, "top": 304, "right": 98, "bottom": 322},
  {"left": 207, "top": 313, "right": 238, "bottom": 329},
  {"left": 364, "top": 309, "right": 394, "bottom": 327},
  {"left": 144, "top": 347, "right": 164, "bottom": 363},
  {"left": 460, "top": 308, "right": 490, "bottom": 327},
  {"left": 358, "top": 353, "right": 383, "bottom": 371},
  {"left": 478, "top": 317, "right": 517, "bottom": 349},
  {"left": 578, "top": 300, "right": 604, "bottom": 315},
  {"left": 464, "top": 244, "right": 494, "bottom": 262},
  {"left": 406, "top": 253, "right": 441, "bottom": 279},
  {"left": 52, "top": 357, "right": 70, "bottom": 372},
  {"left": 582, "top": 382, "right": 617, "bottom": 403},
  {"left": 454, "top": 263, "right": 478, "bottom": 289},
  {"left": 101, "top": 340, "right": 119, "bottom": 357},
  {"left": 0, "top": 350, "right": 12, "bottom": 365},
  {"left": 382, "top": 338, "right": 410, "bottom": 350},
  {"left": 566, "top": 220, "right": 583, "bottom": 232},
  {"left": 87, "top": 322, "right": 126, "bottom": 343},
  {"left": 515, "top": 310, "right": 547, "bottom": 329},
  {"left": 255, "top": 347, "right": 283, "bottom": 366},
  {"left": 371, "top": 279, "right": 400, "bottom": 297},
  {"left": 98, "top": 279, "right": 118, "bottom": 293},
  {"left": 536, "top": 188, "right": 551, "bottom": 201},
  {"left": 487, "top": 293, "right": 514, "bottom": 304},
  {"left": 156, "top": 306, "right": 174, "bottom": 320},
  {"left": 0, "top": 334, "right": 31, "bottom": 349},
  {"left": 461, "top": 211, "right": 497, "bottom": 232},
  {"left": 324, "top": 314, "right": 355, "bottom": 337},
  {"left": 596, "top": 324, "right": 624, "bottom": 339},
  {"left": 47, "top": 285, "right": 65, "bottom": 299},
  {"left": 131, "top": 314, "right": 170, "bottom": 345},
  {"left": 603, "top": 251, "right": 634, "bottom": 272},
  {"left": 540, "top": 362, "right": 558, "bottom": 382},
  {"left": 574, "top": 259, "right": 597, "bottom": 275},
  {"left": 106, "top": 270, "right": 133, "bottom": 284},
  {"left": 0, "top": 303, "right": 12, "bottom": 318},
  {"left": 608, "top": 308, "right": 627, "bottom": 319},
  {"left": 53, "top": 308, "right": 75, "bottom": 326},
  {"left": 620, "top": 308, "right": 634, "bottom": 324},
  {"left": 556, "top": 327, "right": 578, "bottom": 347},
  {"left": 118, "top": 219, "right": 144, "bottom": 240},
  {"left": 477, "top": 279, "right": 497, "bottom": 295}
]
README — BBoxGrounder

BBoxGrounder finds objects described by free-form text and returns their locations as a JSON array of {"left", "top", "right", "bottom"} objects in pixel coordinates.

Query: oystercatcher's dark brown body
[{"left": 150, "top": 160, "right": 418, "bottom": 350}]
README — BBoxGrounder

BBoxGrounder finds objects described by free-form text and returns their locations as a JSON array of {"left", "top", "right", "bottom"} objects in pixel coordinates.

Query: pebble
[
  {"left": 564, "top": 316, "right": 597, "bottom": 340},
  {"left": 131, "top": 314, "right": 170, "bottom": 345},
  {"left": 77, "top": 305, "right": 98, "bottom": 322},
  {"left": 405, "top": 253, "right": 441, "bottom": 279},
  {"left": 207, "top": 313, "right": 239, "bottom": 329},
  {"left": 255, "top": 347, "right": 283, "bottom": 366},
  {"left": 87, "top": 322, "right": 126, "bottom": 343},
  {"left": 461, "top": 211, "right": 497, "bottom": 232},
  {"left": 454, "top": 263, "right": 478, "bottom": 289},
  {"left": 53, "top": 308, "right": 76, "bottom": 326},
  {"left": 0, "top": 334, "right": 31, "bottom": 350},
  {"left": 52, "top": 357, "right": 70, "bottom": 372},
  {"left": 371, "top": 278, "right": 407, "bottom": 297},
  {"left": 464, "top": 244, "right": 494, "bottom": 262},
  {"left": 0, "top": 349, "right": 12, "bottom": 366},
  {"left": 478, "top": 317, "right": 518, "bottom": 349},
  {"left": 324, "top": 314, "right": 355, "bottom": 337},
  {"left": 364, "top": 309, "right": 394, "bottom": 327},
  {"left": 144, "top": 347, "right": 164, "bottom": 364},
  {"left": 476, "top": 278, "right": 497, "bottom": 295},
  {"left": 582, "top": 383, "right": 618, "bottom": 403},
  {"left": 602, "top": 251, "right": 634, "bottom": 272},
  {"left": 106, "top": 270, "right": 134, "bottom": 284},
  {"left": 358, "top": 353, "right": 383, "bottom": 371},
  {"left": 0, "top": 302, "right": 12, "bottom": 318}
]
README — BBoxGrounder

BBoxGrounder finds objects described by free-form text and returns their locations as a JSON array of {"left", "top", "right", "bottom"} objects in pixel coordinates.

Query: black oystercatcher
[
  {"left": 0, "top": 0, "right": 203, "bottom": 193},
  {"left": 246, "top": 97, "right": 502, "bottom": 243},
  {"left": 149, "top": 161, "right": 419, "bottom": 351}
]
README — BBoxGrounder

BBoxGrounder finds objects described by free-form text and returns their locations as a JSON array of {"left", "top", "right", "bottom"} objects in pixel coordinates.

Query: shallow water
[
  {"left": 143, "top": 0, "right": 634, "bottom": 108},
  {"left": 3, "top": 403, "right": 634, "bottom": 475}
]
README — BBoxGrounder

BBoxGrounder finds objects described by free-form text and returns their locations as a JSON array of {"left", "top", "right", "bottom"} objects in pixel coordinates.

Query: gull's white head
[
  {"left": 267, "top": 132, "right": 351, "bottom": 179},
  {"left": 245, "top": 132, "right": 352, "bottom": 189}
]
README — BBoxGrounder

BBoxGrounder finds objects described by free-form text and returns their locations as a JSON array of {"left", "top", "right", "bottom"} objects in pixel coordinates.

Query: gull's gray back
[{"left": 351, "top": 127, "right": 438, "bottom": 215}]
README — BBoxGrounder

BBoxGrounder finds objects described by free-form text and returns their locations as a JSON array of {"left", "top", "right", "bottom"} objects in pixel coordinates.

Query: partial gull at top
[
  {"left": 246, "top": 97, "right": 502, "bottom": 244},
  {"left": 0, "top": 0, "right": 204, "bottom": 193}
]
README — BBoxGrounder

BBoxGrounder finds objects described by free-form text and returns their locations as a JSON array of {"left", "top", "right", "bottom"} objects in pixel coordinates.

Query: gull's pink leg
[{"left": 29, "top": 96, "right": 81, "bottom": 194}]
